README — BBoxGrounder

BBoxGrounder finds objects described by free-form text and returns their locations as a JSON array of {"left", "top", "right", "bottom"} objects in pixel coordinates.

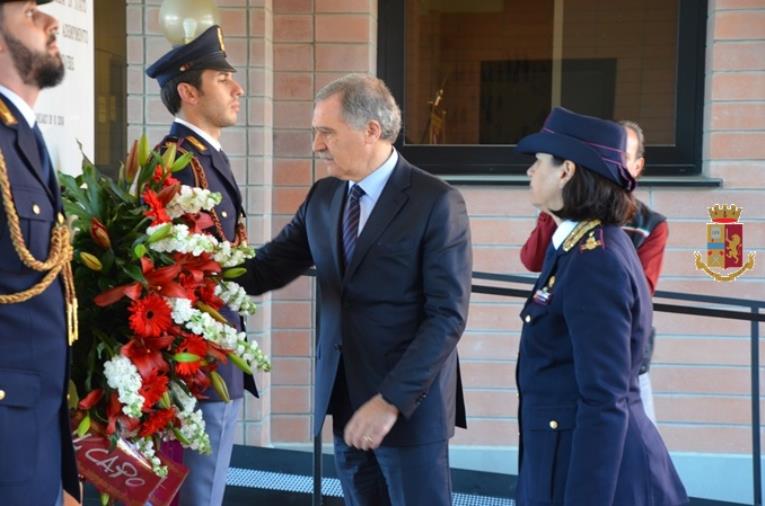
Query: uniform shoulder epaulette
[
  {"left": 184, "top": 134, "right": 207, "bottom": 153},
  {"left": 0, "top": 97, "right": 18, "bottom": 126},
  {"left": 562, "top": 219, "right": 602, "bottom": 252}
]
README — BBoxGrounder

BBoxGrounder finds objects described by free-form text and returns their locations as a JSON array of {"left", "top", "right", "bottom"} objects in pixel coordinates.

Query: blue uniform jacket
[
  {"left": 242, "top": 156, "right": 471, "bottom": 444},
  {"left": 0, "top": 94, "right": 79, "bottom": 504},
  {"left": 516, "top": 222, "right": 687, "bottom": 506},
  {"left": 159, "top": 121, "right": 257, "bottom": 400}
]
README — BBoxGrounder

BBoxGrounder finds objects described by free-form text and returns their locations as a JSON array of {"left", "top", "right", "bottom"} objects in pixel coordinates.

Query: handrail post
[
  {"left": 313, "top": 277, "right": 324, "bottom": 506},
  {"left": 752, "top": 306, "right": 762, "bottom": 506},
  {"left": 313, "top": 433, "right": 323, "bottom": 506}
]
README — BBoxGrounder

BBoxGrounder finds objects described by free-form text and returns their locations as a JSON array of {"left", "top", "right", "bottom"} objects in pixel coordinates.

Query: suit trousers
[
  {"left": 179, "top": 398, "right": 242, "bottom": 506},
  {"left": 333, "top": 435, "right": 452, "bottom": 506}
]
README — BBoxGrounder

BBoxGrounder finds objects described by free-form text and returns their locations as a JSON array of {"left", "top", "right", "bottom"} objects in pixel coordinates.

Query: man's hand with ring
[{"left": 344, "top": 394, "right": 398, "bottom": 451}]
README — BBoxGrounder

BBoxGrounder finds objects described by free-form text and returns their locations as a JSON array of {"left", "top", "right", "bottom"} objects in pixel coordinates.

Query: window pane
[
  {"left": 94, "top": 0, "right": 127, "bottom": 178},
  {"left": 404, "top": 0, "right": 678, "bottom": 146}
]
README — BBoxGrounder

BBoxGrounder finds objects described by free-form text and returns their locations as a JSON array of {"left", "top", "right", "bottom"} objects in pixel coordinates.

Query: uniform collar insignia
[
  {"left": 185, "top": 135, "right": 207, "bottom": 153},
  {"left": 562, "top": 219, "right": 601, "bottom": 252},
  {"left": 0, "top": 97, "right": 18, "bottom": 126}
]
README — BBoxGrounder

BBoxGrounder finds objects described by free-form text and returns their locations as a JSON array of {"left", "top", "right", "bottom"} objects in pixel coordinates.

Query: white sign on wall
[{"left": 37, "top": 0, "right": 93, "bottom": 176}]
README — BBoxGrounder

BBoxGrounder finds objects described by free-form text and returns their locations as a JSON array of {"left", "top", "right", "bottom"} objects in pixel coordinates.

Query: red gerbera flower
[
  {"left": 139, "top": 372, "right": 169, "bottom": 411},
  {"left": 143, "top": 188, "right": 171, "bottom": 224},
  {"left": 129, "top": 294, "right": 172, "bottom": 338},
  {"left": 138, "top": 407, "right": 176, "bottom": 437}
]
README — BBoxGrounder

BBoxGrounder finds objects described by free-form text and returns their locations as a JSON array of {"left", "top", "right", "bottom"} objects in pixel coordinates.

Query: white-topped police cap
[{"left": 146, "top": 25, "right": 235, "bottom": 88}]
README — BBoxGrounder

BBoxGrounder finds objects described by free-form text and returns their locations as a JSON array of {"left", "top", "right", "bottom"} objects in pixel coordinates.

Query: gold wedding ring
[{"left": 363, "top": 435, "right": 373, "bottom": 442}]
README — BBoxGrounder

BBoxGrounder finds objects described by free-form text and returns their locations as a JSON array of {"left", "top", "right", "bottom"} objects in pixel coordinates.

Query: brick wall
[{"left": 127, "top": 0, "right": 764, "bottom": 467}]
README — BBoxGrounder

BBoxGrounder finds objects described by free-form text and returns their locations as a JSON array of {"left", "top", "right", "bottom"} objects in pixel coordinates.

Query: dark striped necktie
[{"left": 342, "top": 184, "right": 365, "bottom": 267}]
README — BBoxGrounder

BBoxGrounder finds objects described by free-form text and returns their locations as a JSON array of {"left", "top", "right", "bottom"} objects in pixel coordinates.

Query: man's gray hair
[
  {"left": 316, "top": 73, "right": 402, "bottom": 142},
  {"left": 619, "top": 120, "right": 645, "bottom": 159}
]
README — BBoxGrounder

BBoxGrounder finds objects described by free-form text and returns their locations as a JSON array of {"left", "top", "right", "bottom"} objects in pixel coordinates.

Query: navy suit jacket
[
  {"left": 243, "top": 155, "right": 472, "bottom": 445},
  {"left": 516, "top": 222, "right": 688, "bottom": 505},
  {"left": 160, "top": 122, "right": 257, "bottom": 400},
  {"left": 0, "top": 94, "right": 79, "bottom": 504}
]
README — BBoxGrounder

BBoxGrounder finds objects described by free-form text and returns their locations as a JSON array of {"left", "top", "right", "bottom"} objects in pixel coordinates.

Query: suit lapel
[
  {"left": 343, "top": 160, "right": 411, "bottom": 283},
  {"left": 328, "top": 181, "right": 346, "bottom": 283}
]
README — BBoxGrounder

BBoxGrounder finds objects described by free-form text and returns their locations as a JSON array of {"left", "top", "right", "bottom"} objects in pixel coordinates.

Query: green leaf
[
  {"left": 123, "top": 263, "right": 145, "bottom": 283},
  {"left": 100, "top": 249, "right": 115, "bottom": 272},
  {"left": 106, "top": 176, "right": 134, "bottom": 203}
]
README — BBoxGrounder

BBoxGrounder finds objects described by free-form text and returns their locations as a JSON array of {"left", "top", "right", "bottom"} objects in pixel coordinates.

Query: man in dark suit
[
  {"left": 242, "top": 73, "right": 472, "bottom": 505},
  {"left": 146, "top": 25, "right": 256, "bottom": 506},
  {"left": 0, "top": 1, "right": 79, "bottom": 505}
]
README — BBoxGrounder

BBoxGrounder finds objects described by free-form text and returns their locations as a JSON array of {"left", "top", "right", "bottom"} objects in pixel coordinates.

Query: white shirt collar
[
  {"left": 349, "top": 148, "right": 398, "bottom": 201},
  {"left": 174, "top": 117, "right": 222, "bottom": 152},
  {"left": 0, "top": 84, "right": 37, "bottom": 128},
  {"left": 552, "top": 219, "right": 578, "bottom": 250}
]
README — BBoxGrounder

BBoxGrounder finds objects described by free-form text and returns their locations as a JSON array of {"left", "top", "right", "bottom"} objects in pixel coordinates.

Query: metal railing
[{"left": 310, "top": 271, "right": 765, "bottom": 505}]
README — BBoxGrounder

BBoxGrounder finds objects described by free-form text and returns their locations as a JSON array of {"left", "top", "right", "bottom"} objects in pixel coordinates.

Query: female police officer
[{"left": 514, "top": 107, "right": 687, "bottom": 505}]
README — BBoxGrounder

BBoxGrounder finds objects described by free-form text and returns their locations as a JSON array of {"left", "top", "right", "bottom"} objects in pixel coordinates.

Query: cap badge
[{"left": 217, "top": 27, "right": 226, "bottom": 52}]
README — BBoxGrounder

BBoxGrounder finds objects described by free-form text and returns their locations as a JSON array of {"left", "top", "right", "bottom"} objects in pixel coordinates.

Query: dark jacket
[
  {"left": 516, "top": 222, "right": 687, "bottom": 506},
  {"left": 0, "top": 93, "right": 79, "bottom": 505},
  {"left": 243, "top": 155, "right": 472, "bottom": 445}
]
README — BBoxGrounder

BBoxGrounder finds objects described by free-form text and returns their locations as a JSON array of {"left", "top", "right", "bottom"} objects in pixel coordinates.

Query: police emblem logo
[{"left": 694, "top": 204, "right": 756, "bottom": 282}]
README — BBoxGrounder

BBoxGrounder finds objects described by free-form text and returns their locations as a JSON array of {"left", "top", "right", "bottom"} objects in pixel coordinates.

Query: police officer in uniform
[
  {"left": 514, "top": 107, "right": 687, "bottom": 505},
  {"left": 146, "top": 25, "right": 256, "bottom": 506},
  {"left": 519, "top": 120, "right": 669, "bottom": 423},
  {"left": 0, "top": 1, "right": 79, "bottom": 505}
]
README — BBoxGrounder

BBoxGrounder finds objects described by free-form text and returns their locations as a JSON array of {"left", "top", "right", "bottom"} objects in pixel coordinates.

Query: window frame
[{"left": 377, "top": 0, "right": 708, "bottom": 177}]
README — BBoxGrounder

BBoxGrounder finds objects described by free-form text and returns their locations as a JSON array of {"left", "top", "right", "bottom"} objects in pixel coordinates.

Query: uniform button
[
  {"left": 524, "top": 315, "right": 531, "bottom": 323},
  {"left": 549, "top": 420, "right": 558, "bottom": 430},
  {"left": 221, "top": 211, "right": 228, "bottom": 218},
  {"left": 32, "top": 204, "right": 41, "bottom": 215},
  {"left": 57, "top": 213, "right": 65, "bottom": 224},
  {"left": 0, "top": 389, "right": 5, "bottom": 401}
]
